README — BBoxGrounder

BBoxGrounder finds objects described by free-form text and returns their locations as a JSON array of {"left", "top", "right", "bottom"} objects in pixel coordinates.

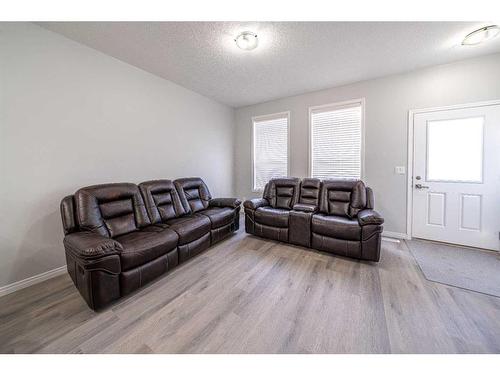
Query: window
[
  {"left": 426, "top": 117, "right": 484, "bottom": 182},
  {"left": 252, "top": 112, "right": 289, "bottom": 191},
  {"left": 310, "top": 100, "right": 363, "bottom": 179}
]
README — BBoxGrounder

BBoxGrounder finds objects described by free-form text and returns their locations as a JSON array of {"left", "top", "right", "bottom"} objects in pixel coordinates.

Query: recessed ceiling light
[
  {"left": 462, "top": 25, "right": 499, "bottom": 46},
  {"left": 235, "top": 31, "right": 258, "bottom": 51}
]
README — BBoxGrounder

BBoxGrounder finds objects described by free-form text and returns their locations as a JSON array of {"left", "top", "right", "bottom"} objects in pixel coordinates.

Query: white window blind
[
  {"left": 310, "top": 102, "right": 362, "bottom": 179},
  {"left": 253, "top": 114, "right": 288, "bottom": 191}
]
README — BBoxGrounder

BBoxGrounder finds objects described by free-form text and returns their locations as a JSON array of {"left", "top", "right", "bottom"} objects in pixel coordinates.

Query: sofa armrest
[
  {"left": 64, "top": 231, "right": 123, "bottom": 260},
  {"left": 243, "top": 198, "right": 269, "bottom": 210},
  {"left": 357, "top": 209, "right": 384, "bottom": 226},
  {"left": 292, "top": 203, "right": 318, "bottom": 213},
  {"left": 209, "top": 197, "right": 242, "bottom": 208}
]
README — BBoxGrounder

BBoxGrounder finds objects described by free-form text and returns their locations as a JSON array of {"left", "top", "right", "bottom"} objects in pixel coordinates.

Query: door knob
[{"left": 415, "top": 183, "right": 430, "bottom": 189}]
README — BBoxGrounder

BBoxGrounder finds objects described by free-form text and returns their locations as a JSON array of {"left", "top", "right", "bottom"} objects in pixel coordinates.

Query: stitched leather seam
[{"left": 81, "top": 267, "right": 120, "bottom": 276}]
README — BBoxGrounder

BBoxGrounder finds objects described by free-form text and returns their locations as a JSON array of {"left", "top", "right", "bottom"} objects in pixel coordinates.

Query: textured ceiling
[{"left": 38, "top": 22, "right": 500, "bottom": 108}]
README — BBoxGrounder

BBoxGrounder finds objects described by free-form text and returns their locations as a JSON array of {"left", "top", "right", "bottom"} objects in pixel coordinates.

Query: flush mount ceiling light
[
  {"left": 235, "top": 31, "right": 258, "bottom": 51},
  {"left": 462, "top": 25, "right": 500, "bottom": 46}
]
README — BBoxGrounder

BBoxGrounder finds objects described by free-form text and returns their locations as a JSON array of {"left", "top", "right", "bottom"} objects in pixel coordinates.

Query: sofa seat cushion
[
  {"left": 116, "top": 226, "right": 179, "bottom": 271},
  {"left": 255, "top": 207, "right": 290, "bottom": 228},
  {"left": 198, "top": 207, "right": 235, "bottom": 229},
  {"left": 311, "top": 213, "right": 361, "bottom": 241},
  {"left": 165, "top": 214, "right": 211, "bottom": 245}
]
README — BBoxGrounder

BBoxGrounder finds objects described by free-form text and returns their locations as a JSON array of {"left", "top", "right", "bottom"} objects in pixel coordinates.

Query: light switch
[{"left": 395, "top": 166, "right": 406, "bottom": 175}]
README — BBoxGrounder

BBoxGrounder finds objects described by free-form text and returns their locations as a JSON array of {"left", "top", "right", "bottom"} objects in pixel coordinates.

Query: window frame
[
  {"left": 308, "top": 98, "right": 365, "bottom": 180},
  {"left": 251, "top": 111, "right": 291, "bottom": 193}
]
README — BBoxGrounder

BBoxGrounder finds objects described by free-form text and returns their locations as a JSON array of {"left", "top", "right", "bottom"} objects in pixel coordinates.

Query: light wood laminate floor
[{"left": 1, "top": 229, "right": 499, "bottom": 353}]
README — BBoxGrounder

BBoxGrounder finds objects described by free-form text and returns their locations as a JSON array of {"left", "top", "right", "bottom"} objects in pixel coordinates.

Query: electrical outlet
[{"left": 395, "top": 166, "right": 406, "bottom": 175}]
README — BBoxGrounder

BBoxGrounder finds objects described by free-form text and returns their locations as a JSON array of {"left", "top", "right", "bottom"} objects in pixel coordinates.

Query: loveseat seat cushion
[
  {"left": 115, "top": 226, "right": 178, "bottom": 271},
  {"left": 311, "top": 213, "right": 361, "bottom": 241},
  {"left": 254, "top": 207, "right": 290, "bottom": 228},
  {"left": 199, "top": 207, "right": 235, "bottom": 229},
  {"left": 165, "top": 214, "right": 211, "bottom": 245}
]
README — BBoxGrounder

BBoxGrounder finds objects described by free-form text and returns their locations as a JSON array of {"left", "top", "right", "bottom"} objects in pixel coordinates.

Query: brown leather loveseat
[
  {"left": 61, "top": 177, "right": 240, "bottom": 310},
  {"left": 244, "top": 177, "right": 383, "bottom": 261}
]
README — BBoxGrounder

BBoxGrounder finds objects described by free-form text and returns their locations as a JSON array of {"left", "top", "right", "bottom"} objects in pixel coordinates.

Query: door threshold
[{"left": 409, "top": 237, "right": 499, "bottom": 254}]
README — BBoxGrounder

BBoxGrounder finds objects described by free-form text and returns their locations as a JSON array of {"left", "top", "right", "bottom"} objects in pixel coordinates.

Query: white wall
[
  {"left": 0, "top": 23, "right": 235, "bottom": 288},
  {"left": 234, "top": 52, "right": 500, "bottom": 235}
]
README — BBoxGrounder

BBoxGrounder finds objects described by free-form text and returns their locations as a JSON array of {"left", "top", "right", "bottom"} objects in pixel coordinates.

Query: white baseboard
[
  {"left": 0, "top": 265, "right": 67, "bottom": 298},
  {"left": 383, "top": 231, "right": 411, "bottom": 241}
]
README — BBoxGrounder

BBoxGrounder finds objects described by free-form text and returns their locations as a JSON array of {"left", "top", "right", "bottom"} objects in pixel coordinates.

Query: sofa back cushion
[
  {"left": 263, "top": 178, "right": 300, "bottom": 210},
  {"left": 299, "top": 178, "right": 321, "bottom": 206},
  {"left": 75, "top": 183, "right": 150, "bottom": 238},
  {"left": 318, "top": 179, "right": 367, "bottom": 218},
  {"left": 174, "top": 177, "right": 212, "bottom": 214},
  {"left": 139, "top": 180, "right": 186, "bottom": 223}
]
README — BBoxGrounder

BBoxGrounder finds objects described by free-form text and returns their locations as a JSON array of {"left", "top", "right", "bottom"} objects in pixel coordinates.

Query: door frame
[{"left": 406, "top": 99, "right": 500, "bottom": 240}]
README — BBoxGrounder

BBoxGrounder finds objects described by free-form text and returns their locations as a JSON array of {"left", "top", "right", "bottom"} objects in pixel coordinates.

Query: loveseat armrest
[
  {"left": 293, "top": 203, "right": 318, "bottom": 213},
  {"left": 243, "top": 198, "right": 270, "bottom": 210},
  {"left": 209, "top": 197, "right": 242, "bottom": 209},
  {"left": 357, "top": 209, "right": 384, "bottom": 226},
  {"left": 64, "top": 231, "right": 123, "bottom": 260}
]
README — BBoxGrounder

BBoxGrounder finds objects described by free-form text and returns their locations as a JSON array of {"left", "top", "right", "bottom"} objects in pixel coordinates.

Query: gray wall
[
  {"left": 0, "top": 23, "right": 235, "bottom": 288},
  {"left": 234, "top": 52, "right": 500, "bottom": 235}
]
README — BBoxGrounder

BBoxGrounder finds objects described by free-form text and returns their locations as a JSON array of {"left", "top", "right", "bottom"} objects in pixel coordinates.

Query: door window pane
[{"left": 426, "top": 117, "right": 483, "bottom": 182}]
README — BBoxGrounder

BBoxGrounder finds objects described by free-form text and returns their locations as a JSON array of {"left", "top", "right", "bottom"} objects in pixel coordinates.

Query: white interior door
[{"left": 412, "top": 102, "right": 500, "bottom": 251}]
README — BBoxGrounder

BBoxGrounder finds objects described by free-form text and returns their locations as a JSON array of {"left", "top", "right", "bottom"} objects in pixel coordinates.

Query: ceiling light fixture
[
  {"left": 235, "top": 31, "right": 258, "bottom": 51},
  {"left": 462, "top": 25, "right": 500, "bottom": 46}
]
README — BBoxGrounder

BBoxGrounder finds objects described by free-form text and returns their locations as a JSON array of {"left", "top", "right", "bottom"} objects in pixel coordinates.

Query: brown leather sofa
[
  {"left": 244, "top": 178, "right": 383, "bottom": 262},
  {"left": 60, "top": 177, "right": 240, "bottom": 310}
]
